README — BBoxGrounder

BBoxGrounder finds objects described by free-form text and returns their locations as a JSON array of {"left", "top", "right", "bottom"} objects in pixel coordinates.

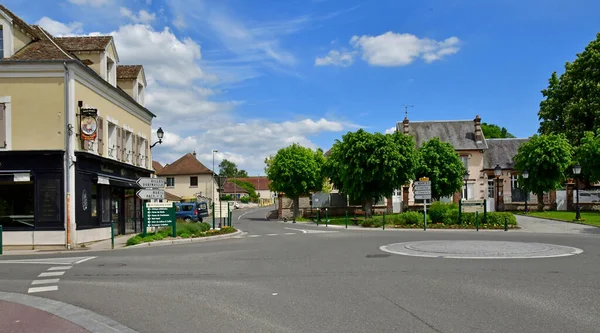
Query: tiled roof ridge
[
  {"left": 0, "top": 4, "right": 40, "bottom": 38},
  {"left": 30, "top": 25, "right": 76, "bottom": 60}
]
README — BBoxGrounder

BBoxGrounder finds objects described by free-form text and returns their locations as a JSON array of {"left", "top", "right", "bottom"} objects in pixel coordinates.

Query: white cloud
[
  {"left": 120, "top": 7, "right": 156, "bottom": 24},
  {"left": 172, "top": 15, "right": 186, "bottom": 29},
  {"left": 316, "top": 32, "right": 461, "bottom": 67},
  {"left": 36, "top": 17, "right": 83, "bottom": 36},
  {"left": 145, "top": 82, "right": 242, "bottom": 116},
  {"left": 384, "top": 127, "right": 396, "bottom": 134},
  {"left": 315, "top": 50, "right": 356, "bottom": 67},
  {"left": 68, "top": 0, "right": 112, "bottom": 6}
]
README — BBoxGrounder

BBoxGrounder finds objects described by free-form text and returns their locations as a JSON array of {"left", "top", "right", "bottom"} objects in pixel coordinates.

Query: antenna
[{"left": 403, "top": 105, "right": 414, "bottom": 118}]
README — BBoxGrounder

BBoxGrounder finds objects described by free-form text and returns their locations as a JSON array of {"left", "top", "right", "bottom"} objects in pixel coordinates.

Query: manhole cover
[
  {"left": 380, "top": 241, "right": 583, "bottom": 259},
  {"left": 366, "top": 254, "right": 391, "bottom": 258}
]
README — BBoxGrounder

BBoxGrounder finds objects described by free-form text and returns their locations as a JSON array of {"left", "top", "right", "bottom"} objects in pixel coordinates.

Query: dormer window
[
  {"left": 0, "top": 26, "right": 4, "bottom": 58},
  {"left": 106, "top": 57, "right": 116, "bottom": 86}
]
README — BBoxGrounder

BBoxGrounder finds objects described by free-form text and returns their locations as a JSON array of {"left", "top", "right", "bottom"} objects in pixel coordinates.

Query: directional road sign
[
  {"left": 136, "top": 189, "right": 165, "bottom": 200},
  {"left": 144, "top": 202, "right": 175, "bottom": 227},
  {"left": 414, "top": 190, "right": 432, "bottom": 196},
  {"left": 413, "top": 185, "right": 431, "bottom": 191},
  {"left": 136, "top": 177, "right": 165, "bottom": 188},
  {"left": 414, "top": 181, "right": 431, "bottom": 186}
]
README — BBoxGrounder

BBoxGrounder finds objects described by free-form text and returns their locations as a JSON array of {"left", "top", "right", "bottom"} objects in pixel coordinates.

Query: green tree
[
  {"left": 324, "top": 129, "right": 417, "bottom": 217},
  {"left": 514, "top": 134, "right": 573, "bottom": 211},
  {"left": 481, "top": 123, "right": 515, "bottom": 139},
  {"left": 538, "top": 33, "right": 600, "bottom": 146},
  {"left": 265, "top": 144, "right": 326, "bottom": 221},
  {"left": 416, "top": 137, "right": 465, "bottom": 200},
  {"left": 232, "top": 180, "right": 258, "bottom": 200},
  {"left": 219, "top": 159, "right": 248, "bottom": 178},
  {"left": 576, "top": 131, "right": 600, "bottom": 183}
]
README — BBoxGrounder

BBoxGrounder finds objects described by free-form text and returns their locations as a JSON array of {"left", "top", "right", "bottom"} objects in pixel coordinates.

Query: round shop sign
[
  {"left": 82, "top": 189, "right": 88, "bottom": 211},
  {"left": 80, "top": 115, "right": 98, "bottom": 141}
]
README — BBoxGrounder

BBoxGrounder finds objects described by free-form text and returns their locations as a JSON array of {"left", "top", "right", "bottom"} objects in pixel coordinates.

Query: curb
[
  {"left": 0, "top": 291, "right": 139, "bottom": 333},
  {"left": 128, "top": 229, "right": 243, "bottom": 248},
  {"left": 516, "top": 214, "right": 600, "bottom": 228},
  {"left": 276, "top": 220, "right": 520, "bottom": 232}
]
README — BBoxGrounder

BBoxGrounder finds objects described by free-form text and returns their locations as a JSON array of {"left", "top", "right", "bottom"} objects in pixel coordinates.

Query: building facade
[
  {"left": 156, "top": 152, "right": 218, "bottom": 203},
  {"left": 0, "top": 5, "right": 156, "bottom": 247}
]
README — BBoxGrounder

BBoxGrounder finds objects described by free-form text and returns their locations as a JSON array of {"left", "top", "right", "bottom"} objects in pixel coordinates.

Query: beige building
[
  {"left": 156, "top": 152, "right": 218, "bottom": 203},
  {"left": 0, "top": 5, "right": 158, "bottom": 247}
]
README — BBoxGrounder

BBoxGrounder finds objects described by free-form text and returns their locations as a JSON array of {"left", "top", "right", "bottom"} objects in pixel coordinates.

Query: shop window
[
  {"left": 190, "top": 176, "right": 198, "bottom": 187},
  {"left": 102, "top": 186, "right": 111, "bottom": 224},
  {"left": 91, "top": 183, "right": 98, "bottom": 225},
  {"left": 36, "top": 173, "right": 62, "bottom": 229},
  {"left": 0, "top": 178, "right": 35, "bottom": 230},
  {"left": 166, "top": 177, "right": 175, "bottom": 187}
]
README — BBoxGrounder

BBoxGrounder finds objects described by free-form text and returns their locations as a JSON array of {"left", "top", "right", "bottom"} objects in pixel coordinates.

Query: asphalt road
[{"left": 1, "top": 206, "right": 599, "bottom": 333}]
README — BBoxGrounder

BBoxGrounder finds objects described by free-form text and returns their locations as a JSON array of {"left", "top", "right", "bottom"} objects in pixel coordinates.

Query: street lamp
[
  {"left": 150, "top": 127, "right": 164, "bottom": 148},
  {"left": 494, "top": 164, "right": 502, "bottom": 211},
  {"left": 212, "top": 149, "right": 218, "bottom": 204},
  {"left": 573, "top": 164, "right": 581, "bottom": 220},
  {"left": 462, "top": 171, "right": 469, "bottom": 200},
  {"left": 522, "top": 170, "right": 529, "bottom": 213},
  {"left": 216, "top": 176, "right": 227, "bottom": 228}
]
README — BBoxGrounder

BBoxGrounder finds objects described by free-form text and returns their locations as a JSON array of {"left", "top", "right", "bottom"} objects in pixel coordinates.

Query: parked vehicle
[
  {"left": 578, "top": 192, "right": 600, "bottom": 203},
  {"left": 175, "top": 202, "right": 209, "bottom": 222}
]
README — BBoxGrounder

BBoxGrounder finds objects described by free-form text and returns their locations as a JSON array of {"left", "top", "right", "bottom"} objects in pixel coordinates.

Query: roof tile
[
  {"left": 157, "top": 153, "right": 213, "bottom": 176},
  {"left": 400, "top": 120, "right": 488, "bottom": 150},
  {"left": 55, "top": 36, "right": 112, "bottom": 52},
  {"left": 152, "top": 161, "right": 164, "bottom": 172},
  {"left": 483, "top": 138, "right": 529, "bottom": 170},
  {"left": 231, "top": 177, "right": 271, "bottom": 191},
  {"left": 223, "top": 181, "right": 248, "bottom": 194},
  {"left": 117, "top": 65, "right": 143, "bottom": 80},
  {"left": 0, "top": 4, "right": 40, "bottom": 38}
]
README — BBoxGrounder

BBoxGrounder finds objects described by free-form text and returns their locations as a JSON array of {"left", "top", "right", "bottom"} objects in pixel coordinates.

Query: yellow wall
[
  {"left": 74, "top": 80, "right": 152, "bottom": 165},
  {"left": 77, "top": 53, "right": 102, "bottom": 76},
  {"left": 117, "top": 79, "right": 135, "bottom": 99},
  {"left": 163, "top": 174, "right": 217, "bottom": 200},
  {"left": 106, "top": 42, "right": 117, "bottom": 62},
  {"left": 0, "top": 77, "right": 65, "bottom": 150},
  {"left": 13, "top": 28, "right": 32, "bottom": 54}
]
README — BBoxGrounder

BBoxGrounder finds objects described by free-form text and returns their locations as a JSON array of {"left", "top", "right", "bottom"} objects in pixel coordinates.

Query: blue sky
[{"left": 4, "top": 0, "right": 600, "bottom": 174}]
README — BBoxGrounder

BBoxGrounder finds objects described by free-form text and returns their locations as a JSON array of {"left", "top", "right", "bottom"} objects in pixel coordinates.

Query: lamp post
[
  {"left": 494, "top": 164, "right": 502, "bottom": 211},
  {"left": 217, "top": 176, "right": 227, "bottom": 227},
  {"left": 462, "top": 171, "right": 469, "bottom": 200},
  {"left": 212, "top": 149, "right": 218, "bottom": 204},
  {"left": 573, "top": 164, "right": 581, "bottom": 220},
  {"left": 522, "top": 170, "right": 529, "bottom": 213},
  {"left": 150, "top": 127, "right": 164, "bottom": 148}
]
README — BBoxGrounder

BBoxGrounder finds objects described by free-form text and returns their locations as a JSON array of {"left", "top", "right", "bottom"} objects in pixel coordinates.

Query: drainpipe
[{"left": 63, "top": 62, "right": 76, "bottom": 249}]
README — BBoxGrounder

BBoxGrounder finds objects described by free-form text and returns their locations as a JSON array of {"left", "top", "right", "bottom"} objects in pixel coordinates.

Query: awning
[{"left": 94, "top": 173, "right": 140, "bottom": 188}]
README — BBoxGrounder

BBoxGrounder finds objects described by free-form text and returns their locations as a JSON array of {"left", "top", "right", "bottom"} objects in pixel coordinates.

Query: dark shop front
[
  {"left": 0, "top": 151, "right": 64, "bottom": 232},
  {"left": 75, "top": 152, "right": 150, "bottom": 235}
]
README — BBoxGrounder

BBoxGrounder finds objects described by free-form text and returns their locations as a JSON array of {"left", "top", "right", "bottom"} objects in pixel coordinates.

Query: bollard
[
  {"left": 383, "top": 212, "right": 386, "bottom": 230},
  {"left": 345, "top": 210, "right": 348, "bottom": 229},
  {"left": 476, "top": 211, "right": 479, "bottom": 232},
  {"left": 0, "top": 225, "right": 3, "bottom": 255},
  {"left": 212, "top": 202, "right": 216, "bottom": 230},
  {"left": 504, "top": 216, "right": 508, "bottom": 232},
  {"left": 227, "top": 202, "right": 231, "bottom": 227},
  {"left": 459, "top": 200, "right": 462, "bottom": 225},
  {"left": 111, "top": 221, "right": 114, "bottom": 250},
  {"left": 325, "top": 208, "right": 328, "bottom": 227},
  {"left": 316, "top": 210, "right": 320, "bottom": 226},
  {"left": 173, "top": 218, "right": 177, "bottom": 238}
]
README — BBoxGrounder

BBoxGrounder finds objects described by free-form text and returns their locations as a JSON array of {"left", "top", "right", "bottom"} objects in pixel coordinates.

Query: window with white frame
[
  {"left": 511, "top": 174, "right": 519, "bottom": 189},
  {"left": 0, "top": 97, "right": 11, "bottom": 149},
  {"left": 106, "top": 57, "right": 116, "bottom": 86},
  {"left": 460, "top": 156, "right": 468, "bottom": 171},
  {"left": 137, "top": 83, "right": 144, "bottom": 106},
  {"left": 125, "top": 131, "right": 133, "bottom": 163},
  {"left": 166, "top": 177, "right": 175, "bottom": 187},
  {"left": 488, "top": 179, "right": 494, "bottom": 198},
  {"left": 138, "top": 137, "right": 145, "bottom": 167},
  {"left": 107, "top": 122, "right": 117, "bottom": 158}
]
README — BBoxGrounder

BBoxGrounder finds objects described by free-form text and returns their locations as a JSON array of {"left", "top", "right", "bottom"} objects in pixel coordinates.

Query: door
[
  {"left": 556, "top": 190, "right": 567, "bottom": 211},
  {"left": 392, "top": 189, "right": 402, "bottom": 213},
  {"left": 125, "top": 189, "right": 136, "bottom": 234},
  {"left": 111, "top": 187, "right": 125, "bottom": 235}
]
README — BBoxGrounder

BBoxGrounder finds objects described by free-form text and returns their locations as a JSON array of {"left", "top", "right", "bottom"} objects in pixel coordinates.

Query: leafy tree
[
  {"left": 232, "top": 180, "right": 258, "bottom": 200},
  {"left": 324, "top": 129, "right": 417, "bottom": 217},
  {"left": 481, "top": 123, "right": 515, "bottom": 139},
  {"left": 576, "top": 131, "right": 600, "bottom": 183},
  {"left": 415, "top": 138, "right": 465, "bottom": 200},
  {"left": 219, "top": 159, "right": 248, "bottom": 178},
  {"left": 265, "top": 144, "right": 326, "bottom": 221},
  {"left": 514, "top": 134, "right": 573, "bottom": 211},
  {"left": 538, "top": 33, "right": 600, "bottom": 146}
]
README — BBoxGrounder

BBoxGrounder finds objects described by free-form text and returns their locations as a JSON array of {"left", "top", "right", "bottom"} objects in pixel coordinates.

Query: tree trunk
[
  {"left": 364, "top": 199, "right": 373, "bottom": 218},
  {"left": 293, "top": 196, "right": 300, "bottom": 222},
  {"left": 537, "top": 193, "right": 544, "bottom": 212}
]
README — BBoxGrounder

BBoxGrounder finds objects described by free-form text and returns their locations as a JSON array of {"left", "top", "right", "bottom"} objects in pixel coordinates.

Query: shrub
[
  {"left": 445, "top": 209, "right": 460, "bottom": 224},
  {"left": 240, "top": 196, "right": 250, "bottom": 203},
  {"left": 126, "top": 236, "right": 143, "bottom": 246},
  {"left": 200, "top": 222, "right": 211, "bottom": 232},
  {"left": 361, "top": 218, "right": 382, "bottom": 228},
  {"left": 387, "top": 214, "right": 404, "bottom": 225},
  {"left": 429, "top": 201, "right": 458, "bottom": 223},
  {"left": 401, "top": 211, "right": 423, "bottom": 225},
  {"left": 220, "top": 194, "right": 233, "bottom": 201},
  {"left": 142, "top": 235, "right": 156, "bottom": 243},
  {"left": 485, "top": 212, "right": 517, "bottom": 225},
  {"left": 180, "top": 232, "right": 191, "bottom": 238}
]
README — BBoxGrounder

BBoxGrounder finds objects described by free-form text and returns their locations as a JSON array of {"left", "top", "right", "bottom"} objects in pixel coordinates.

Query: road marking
[
  {"left": 283, "top": 233, "right": 296, "bottom": 235},
  {"left": 248, "top": 235, "right": 261, "bottom": 238},
  {"left": 284, "top": 227, "right": 338, "bottom": 234},
  {"left": 38, "top": 271, "right": 65, "bottom": 277},
  {"left": 47, "top": 266, "right": 72, "bottom": 271},
  {"left": 28, "top": 286, "right": 58, "bottom": 293},
  {"left": 0, "top": 256, "right": 96, "bottom": 265},
  {"left": 31, "top": 279, "right": 60, "bottom": 285},
  {"left": 238, "top": 210, "right": 252, "bottom": 220},
  {"left": 266, "top": 233, "right": 278, "bottom": 236},
  {"left": 73, "top": 257, "right": 96, "bottom": 264},
  {"left": 285, "top": 227, "right": 308, "bottom": 234}
]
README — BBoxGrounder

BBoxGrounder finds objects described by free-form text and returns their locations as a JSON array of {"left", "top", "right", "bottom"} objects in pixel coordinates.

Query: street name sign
[
  {"left": 136, "top": 189, "right": 165, "bottom": 200},
  {"left": 414, "top": 181, "right": 431, "bottom": 186},
  {"left": 144, "top": 202, "right": 175, "bottom": 228},
  {"left": 414, "top": 190, "right": 432, "bottom": 196},
  {"left": 136, "top": 177, "right": 165, "bottom": 188},
  {"left": 413, "top": 180, "right": 432, "bottom": 200},
  {"left": 413, "top": 185, "right": 431, "bottom": 191}
]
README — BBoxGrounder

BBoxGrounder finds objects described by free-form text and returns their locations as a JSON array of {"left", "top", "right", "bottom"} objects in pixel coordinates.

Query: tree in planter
[
  {"left": 576, "top": 131, "right": 600, "bottom": 183},
  {"left": 265, "top": 144, "right": 326, "bottom": 221},
  {"left": 538, "top": 33, "right": 600, "bottom": 146},
  {"left": 416, "top": 137, "right": 465, "bottom": 200},
  {"left": 514, "top": 134, "right": 573, "bottom": 211},
  {"left": 324, "top": 129, "right": 417, "bottom": 217}
]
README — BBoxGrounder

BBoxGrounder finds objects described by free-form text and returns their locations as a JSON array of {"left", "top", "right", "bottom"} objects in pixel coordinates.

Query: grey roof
[
  {"left": 483, "top": 138, "right": 529, "bottom": 170},
  {"left": 398, "top": 120, "right": 488, "bottom": 150}
]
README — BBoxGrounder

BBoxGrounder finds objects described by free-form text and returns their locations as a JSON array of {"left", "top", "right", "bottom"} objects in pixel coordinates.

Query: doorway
[{"left": 111, "top": 187, "right": 125, "bottom": 235}]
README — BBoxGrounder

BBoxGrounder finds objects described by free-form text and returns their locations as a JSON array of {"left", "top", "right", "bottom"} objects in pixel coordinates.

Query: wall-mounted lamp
[{"left": 150, "top": 127, "right": 164, "bottom": 148}]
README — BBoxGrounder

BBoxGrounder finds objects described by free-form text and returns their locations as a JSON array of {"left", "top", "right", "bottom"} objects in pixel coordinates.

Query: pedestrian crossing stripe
[{"left": 0, "top": 256, "right": 96, "bottom": 265}]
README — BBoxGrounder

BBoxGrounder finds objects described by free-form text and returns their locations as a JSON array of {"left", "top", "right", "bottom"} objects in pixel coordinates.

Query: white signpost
[
  {"left": 413, "top": 178, "right": 432, "bottom": 230},
  {"left": 136, "top": 189, "right": 165, "bottom": 200},
  {"left": 136, "top": 177, "right": 165, "bottom": 188}
]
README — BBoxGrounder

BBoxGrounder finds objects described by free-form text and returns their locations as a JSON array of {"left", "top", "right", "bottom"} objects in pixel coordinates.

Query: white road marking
[
  {"left": 38, "top": 271, "right": 65, "bottom": 277},
  {"left": 47, "top": 266, "right": 72, "bottom": 271},
  {"left": 73, "top": 257, "right": 97, "bottom": 264},
  {"left": 283, "top": 233, "right": 296, "bottom": 235},
  {"left": 0, "top": 256, "right": 96, "bottom": 265},
  {"left": 266, "top": 234, "right": 279, "bottom": 236},
  {"left": 28, "top": 286, "right": 58, "bottom": 293},
  {"left": 31, "top": 279, "right": 60, "bottom": 285},
  {"left": 247, "top": 235, "right": 261, "bottom": 238},
  {"left": 284, "top": 227, "right": 338, "bottom": 234},
  {"left": 238, "top": 211, "right": 252, "bottom": 220},
  {"left": 272, "top": 293, "right": 278, "bottom": 296},
  {"left": 285, "top": 227, "right": 308, "bottom": 234}
]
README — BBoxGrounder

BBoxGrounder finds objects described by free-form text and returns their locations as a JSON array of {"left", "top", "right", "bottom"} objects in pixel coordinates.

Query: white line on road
[
  {"left": 28, "top": 286, "right": 58, "bottom": 293},
  {"left": 38, "top": 271, "right": 65, "bottom": 277},
  {"left": 47, "top": 266, "right": 72, "bottom": 271},
  {"left": 283, "top": 233, "right": 296, "bottom": 235},
  {"left": 285, "top": 227, "right": 308, "bottom": 234},
  {"left": 247, "top": 235, "right": 261, "bottom": 238},
  {"left": 31, "top": 279, "right": 60, "bottom": 285},
  {"left": 74, "top": 257, "right": 97, "bottom": 264},
  {"left": 238, "top": 211, "right": 252, "bottom": 220},
  {"left": 266, "top": 234, "right": 279, "bottom": 236}
]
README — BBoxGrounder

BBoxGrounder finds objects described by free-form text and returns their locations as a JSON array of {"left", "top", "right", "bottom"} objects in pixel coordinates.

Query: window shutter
[
  {"left": 121, "top": 130, "right": 127, "bottom": 162},
  {"left": 0, "top": 104, "right": 6, "bottom": 148},
  {"left": 97, "top": 117, "right": 104, "bottom": 155},
  {"left": 116, "top": 127, "right": 122, "bottom": 160},
  {"left": 145, "top": 139, "right": 149, "bottom": 168},
  {"left": 132, "top": 135, "right": 138, "bottom": 166}
]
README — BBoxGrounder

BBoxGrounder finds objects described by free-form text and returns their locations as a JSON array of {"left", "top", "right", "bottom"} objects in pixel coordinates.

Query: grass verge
[{"left": 126, "top": 222, "right": 237, "bottom": 246}]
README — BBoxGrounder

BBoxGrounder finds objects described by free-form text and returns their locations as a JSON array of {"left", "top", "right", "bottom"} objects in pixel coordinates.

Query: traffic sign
[
  {"left": 414, "top": 194, "right": 432, "bottom": 200},
  {"left": 144, "top": 202, "right": 175, "bottom": 228},
  {"left": 413, "top": 185, "right": 431, "bottom": 191},
  {"left": 414, "top": 190, "right": 432, "bottom": 195},
  {"left": 136, "top": 177, "right": 165, "bottom": 188},
  {"left": 419, "top": 177, "right": 430, "bottom": 181},
  {"left": 136, "top": 189, "right": 165, "bottom": 200},
  {"left": 414, "top": 181, "right": 431, "bottom": 186}
]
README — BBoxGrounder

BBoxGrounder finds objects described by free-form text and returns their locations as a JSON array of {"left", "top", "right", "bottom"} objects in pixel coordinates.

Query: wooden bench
[{"left": 350, "top": 210, "right": 366, "bottom": 225}]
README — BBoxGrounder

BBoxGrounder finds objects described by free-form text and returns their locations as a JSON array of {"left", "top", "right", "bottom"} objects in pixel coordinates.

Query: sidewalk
[
  {"left": 515, "top": 215, "right": 600, "bottom": 235},
  {"left": 0, "top": 300, "right": 91, "bottom": 333}
]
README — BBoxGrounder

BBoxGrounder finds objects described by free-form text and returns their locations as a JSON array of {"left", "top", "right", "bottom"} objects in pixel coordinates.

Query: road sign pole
[
  {"left": 504, "top": 216, "right": 508, "bottom": 232},
  {"left": 383, "top": 212, "right": 385, "bottom": 230},
  {"left": 111, "top": 220, "right": 114, "bottom": 249},
  {"left": 424, "top": 199, "right": 427, "bottom": 231},
  {"left": 459, "top": 199, "right": 462, "bottom": 224},
  {"left": 325, "top": 208, "right": 328, "bottom": 227},
  {"left": 143, "top": 203, "right": 147, "bottom": 237},
  {"left": 0, "top": 225, "right": 3, "bottom": 255},
  {"left": 212, "top": 202, "right": 215, "bottom": 230},
  {"left": 316, "top": 210, "right": 319, "bottom": 226},
  {"left": 476, "top": 211, "right": 479, "bottom": 232},
  {"left": 227, "top": 202, "right": 231, "bottom": 227},
  {"left": 345, "top": 210, "right": 348, "bottom": 229}
]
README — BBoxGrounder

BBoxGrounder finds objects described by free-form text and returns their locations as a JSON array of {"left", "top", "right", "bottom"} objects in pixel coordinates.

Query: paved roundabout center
[{"left": 380, "top": 240, "right": 583, "bottom": 259}]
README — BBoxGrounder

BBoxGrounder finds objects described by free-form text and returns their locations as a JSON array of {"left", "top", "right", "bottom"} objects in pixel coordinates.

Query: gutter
[{"left": 63, "top": 62, "right": 71, "bottom": 249}]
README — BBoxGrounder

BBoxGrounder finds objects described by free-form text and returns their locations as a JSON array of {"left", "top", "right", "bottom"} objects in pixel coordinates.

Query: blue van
[{"left": 175, "top": 202, "right": 209, "bottom": 222}]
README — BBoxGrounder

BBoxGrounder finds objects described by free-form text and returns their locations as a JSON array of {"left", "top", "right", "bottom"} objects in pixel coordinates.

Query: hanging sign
[{"left": 80, "top": 108, "right": 98, "bottom": 141}]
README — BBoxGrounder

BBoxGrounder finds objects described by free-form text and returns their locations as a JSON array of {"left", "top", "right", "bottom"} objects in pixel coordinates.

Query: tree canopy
[
  {"left": 481, "top": 123, "right": 515, "bottom": 139},
  {"left": 514, "top": 134, "right": 573, "bottom": 210},
  {"left": 415, "top": 137, "right": 465, "bottom": 200},
  {"left": 232, "top": 180, "right": 257, "bottom": 199},
  {"left": 576, "top": 131, "right": 600, "bottom": 183},
  {"left": 538, "top": 33, "right": 600, "bottom": 146},
  {"left": 324, "top": 129, "right": 417, "bottom": 216},
  {"left": 265, "top": 144, "right": 326, "bottom": 220},
  {"left": 219, "top": 159, "right": 248, "bottom": 178}
]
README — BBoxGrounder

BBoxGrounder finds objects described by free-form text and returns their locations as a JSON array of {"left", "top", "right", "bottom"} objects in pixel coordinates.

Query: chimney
[
  {"left": 474, "top": 115, "right": 483, "bottom": 142},
  {"left": 402, "top": 117, "right": 410, "bottom": 134},
  {"left": 193, "top": 151, "right": 196, "bottom": 157}
]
